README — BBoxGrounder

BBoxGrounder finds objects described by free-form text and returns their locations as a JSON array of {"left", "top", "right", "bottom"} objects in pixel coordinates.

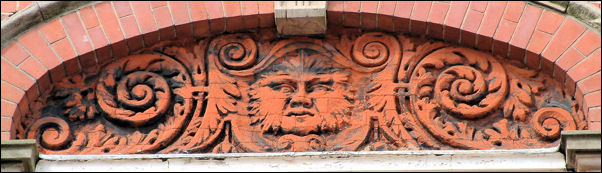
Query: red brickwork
[{"left": 1, "top": 1, "right": 600, "bottom": 140}]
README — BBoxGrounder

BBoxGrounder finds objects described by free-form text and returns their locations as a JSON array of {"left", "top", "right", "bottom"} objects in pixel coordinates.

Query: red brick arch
[{"left": 1, "top": 1, "right": 600, "bottom": 140}]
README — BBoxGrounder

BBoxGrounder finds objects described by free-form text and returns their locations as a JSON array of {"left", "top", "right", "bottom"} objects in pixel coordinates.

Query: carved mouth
[{"left": 285, "top": 110, "right": 315, "bottom": 117}]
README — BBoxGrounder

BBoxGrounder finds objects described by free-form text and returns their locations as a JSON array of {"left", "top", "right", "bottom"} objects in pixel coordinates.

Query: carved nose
[{"left": 290, "top": 95, "right": 313, "bottom": 108}]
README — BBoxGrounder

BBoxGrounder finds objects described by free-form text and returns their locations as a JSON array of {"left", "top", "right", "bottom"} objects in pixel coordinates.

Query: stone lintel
[
  {"left": 35, "top": 150, "right": 566, "bottom": 172},
  {"left": 560, "top": 130, "right": 602, "bottom": 172},
  {"left": 1, "top": 139, "right": 39, "bottom": 172},
  {"left": 275, "top": 1, "right": 327, "bottom": 36}
]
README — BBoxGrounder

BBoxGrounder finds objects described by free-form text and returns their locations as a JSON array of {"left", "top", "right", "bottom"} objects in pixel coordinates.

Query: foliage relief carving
[{"left": 16, "top": 29, "right": 587, "bottom": 154}]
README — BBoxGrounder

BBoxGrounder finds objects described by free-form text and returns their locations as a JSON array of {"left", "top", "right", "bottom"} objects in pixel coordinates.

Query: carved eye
[
  {"left": 309, "top": 84, "right": 332, "bottom": 92},
  {"left": 276, "top": 84, "right": 295, "bottom": 93}
]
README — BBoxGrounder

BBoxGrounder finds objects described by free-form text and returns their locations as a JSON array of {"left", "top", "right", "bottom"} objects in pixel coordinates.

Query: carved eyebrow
[
  {"left": 306, "top": 75, "right": 334, "bottom": 86},
  {"left": 257, "top": 74, "right": 290, "bottom": 85},
  {"left": 262, "top": 75, "right": 296, "bottom": 87},
  {"left": 267, "top": 80, "right": 296, "bottom": 89}
]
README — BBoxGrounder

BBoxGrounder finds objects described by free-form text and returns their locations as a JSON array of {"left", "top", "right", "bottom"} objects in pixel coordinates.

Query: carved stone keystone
[
  {"left": 560, "top": 130, "right": 601, "bottom": 172},
  {"left": 1, "top": 140, "right": 39, "bottom": 172},
  {"left": 275, "top": 1, "right": 326, "bottom": 36}
]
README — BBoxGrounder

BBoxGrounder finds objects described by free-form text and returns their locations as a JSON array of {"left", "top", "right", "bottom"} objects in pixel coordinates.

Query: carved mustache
[{"left": 284, "top": 108, "right": 317, "bottom": 117}]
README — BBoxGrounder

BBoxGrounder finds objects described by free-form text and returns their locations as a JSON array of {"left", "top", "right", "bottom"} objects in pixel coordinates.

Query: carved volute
[{"left": 16, "top": 28, "right": 587, "bottom": 154}]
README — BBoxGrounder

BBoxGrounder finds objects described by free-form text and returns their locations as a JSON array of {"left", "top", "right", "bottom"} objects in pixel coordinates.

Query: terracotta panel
[{"left": 15, "top": 29, "right": 587, "bottom": 155}]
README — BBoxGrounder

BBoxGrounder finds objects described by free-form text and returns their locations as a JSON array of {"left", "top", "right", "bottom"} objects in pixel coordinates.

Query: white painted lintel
[{"left": 36, "top": 148, "right": 567, "bottom": 172}]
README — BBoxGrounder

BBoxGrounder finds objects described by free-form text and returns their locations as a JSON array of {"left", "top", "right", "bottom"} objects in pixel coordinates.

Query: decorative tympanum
[{"left": 16, "top": 28, "right": 587, "bottom": 154}]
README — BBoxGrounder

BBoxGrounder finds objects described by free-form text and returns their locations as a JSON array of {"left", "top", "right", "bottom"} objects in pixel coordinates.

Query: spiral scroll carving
[
  {"left": 209, "top": 34, "right": 258, "bottom": 72},
  {"left": 350, "top": 32, "right": 400, "bottom": 72},
  {"left": 353, "top": 41, "right": 388, "bottom": 67},
  {"left": 27, "top": 117, "right": 72, "bottom": 150},
  {"left": 101, "top": 71, "right": 171, "bottom": 127},
  {"left": 95, "top": 54, "right": 194, "bottom": 152},
  {"left": 531, "top": 107, "right": 577, "bottom": 140},
  {"left": 96, "top": 55, "right": 188, "bottom": 127},
  {"left": 411, "top": 47, "right": 508, "bottom": 119},
  {"left": 408, "top": 47, "right": 510, "bottom": 149}
]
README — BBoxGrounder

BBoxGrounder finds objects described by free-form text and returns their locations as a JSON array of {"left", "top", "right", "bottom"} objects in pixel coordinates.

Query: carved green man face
[{"left": 249, "top": 49, "right": 353, "bottom": 136}]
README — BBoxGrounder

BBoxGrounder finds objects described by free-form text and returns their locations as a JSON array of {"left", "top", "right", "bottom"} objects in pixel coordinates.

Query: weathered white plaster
[
  {"left": 274, "top": 1, "right": 327, "bottom": 36},
  {"left": 37, "top": 159, "right": 169, "bottom": 172},
  {"left": 36, "top": 149, "right": 567, "bottom": 172}
]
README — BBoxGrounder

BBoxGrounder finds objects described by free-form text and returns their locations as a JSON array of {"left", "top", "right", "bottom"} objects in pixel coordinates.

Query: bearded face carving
[
  {"left": 198, "top": 37, "right": 376, "bottom": 153},
  {"left": 248, "top": 49, "right": 353, "bottom": 136}
]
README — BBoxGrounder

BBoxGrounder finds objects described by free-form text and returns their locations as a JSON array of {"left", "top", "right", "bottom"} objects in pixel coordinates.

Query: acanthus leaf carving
[
  {"left": 18, "top": 28, "right": 587, "bottom": 154},
  {"left": 502, "top": 62, "right": 544, "bottom": 122}
]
